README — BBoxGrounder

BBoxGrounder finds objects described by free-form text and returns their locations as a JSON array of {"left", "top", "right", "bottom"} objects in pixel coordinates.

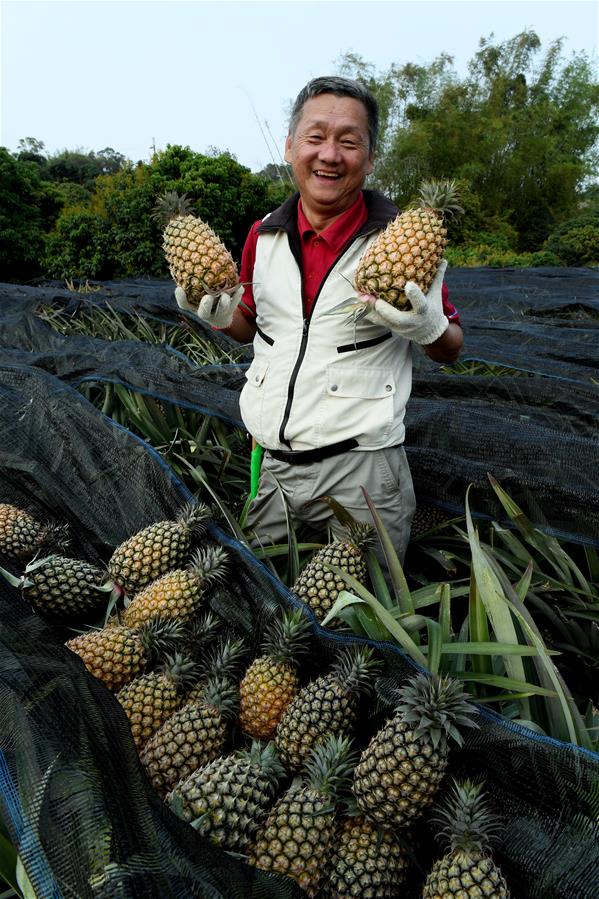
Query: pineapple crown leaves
[
  {"left": 177, "top": 501, "right": 212, "bottom": 536},
  {"left": 182, "top": 609, "right": 223, "bottom": 648},
  {"left": 331, "top": 645, "right": 383, "bottom": 697},
  {"left": 342, "top": 520, "right": 376, "bottom": 553},
  {"left": 302, "top": 734, "right": 359, "bottom": 799},
  {"left": 152, "top": 190, "right": 194, "bottom": 224},
  {"left": 198, "top": 636, "right": 248, "bottom": 681},
  {"left": 414, "top": 178, "right": 464, "bottom": 219},
  {"left": 158, "top": 651, "right": 200, "bottom": 689},
  {"left": 137, "top": 615, "right": 186, "bottom": 657},
  {"left": 187, "top": 545, "right": 228, "bottom": 587},
  {"left": 240, "top": 740, "right": 287, "bottom": 785},
  {"left": 260, "top": 607, "right": 312, "bottom": 664},
  {"left": 193, "top": 674, "right": 239, "bottom": 718},
  {"left": 393, "top": 673, "right": 479, "bottom": 749},
  {"left": 432, "top": 779, "right": 503, "bottom": 854}
]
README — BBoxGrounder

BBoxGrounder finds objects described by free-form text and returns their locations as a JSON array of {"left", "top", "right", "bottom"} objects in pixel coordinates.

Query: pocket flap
[
  {"left": 245, "top": 358, "right": 269, "bottom": 387},
  {"left": 326, "top": 367, "right": 396, "bottom": 399}
]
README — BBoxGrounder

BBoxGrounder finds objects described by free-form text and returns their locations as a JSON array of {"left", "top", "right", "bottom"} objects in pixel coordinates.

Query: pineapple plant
[
  {"left": 116, "top": 651, "right": 198, "bottom": 749},
  {"left": 322, "top": 807, "right": 409, "bottom": 898},
  {"left": 354, "top": 179, "right": 463, "bottom": 310},
  {"left": 140, "top": 675, "right": 238, "bottom": 798},
  {"left": 107, "top": 503, "right": 210, "bottom": 596},
  {"left": 275, "top": 645, "right": 381, "bottom": 770},
  {"left": 0, "top": 554, "right": 121, "bottom": 621},
  {"left": 66, "top": 617, "right": 182, "bottom": 691},
  {"left": 353, "top": 673, "right": 478, "bottom": 829},
  {"left": 292, "top": 521, "right": 374, "bottom": 624},
  {"left": 168, "top": 740, "right": 286, "bottom": 851},
  {"left": 423, "top": 780, "right": 510, "bottom": 899},
  {"left": 247, "top": 734, "right": 357, "bottom": 897},
  {"left": 153, "top": 191, "right": 240, "bottom": 306},
  {"left": 0, "top": 503, "right": 67, "bottom": 562},
  {"left": 239, "top": 607, "right": 311, "bottom": 740},
  {"left": 120, "top": 545, "right": 228, "bottom": 629}
]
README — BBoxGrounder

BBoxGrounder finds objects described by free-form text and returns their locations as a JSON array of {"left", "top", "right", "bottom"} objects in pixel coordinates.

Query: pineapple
[
  {"left": 121, "top": 545, "right": 227, "bottom": 629},
  {"left": 322, "top": 810, "right": 409, "bottom": 898},
  {"left": 247, "top": 734, "right": 357, "bottom": 897},
  {"left": 0, "top": 503, "right": 67, "bottom": 562},
  {"left": 239, "top": 608, "right": 311, "bottom": 741},
  {"left": 2, "top": 554, "right": 120, "bottom": 621},
  {"left": 275, "top": 645, "right": 381, "bottom": 770},
  {"left": 353, "top": 673, "right": 478, "bottom": 829},
  {"left": 107, "top": 503, "right": 210, "bottom": 596},
  {"left": 355, "top": 179, "right": 463, "bottom": 310},
  {"left": 153, "top": 191, "right": 239, "bottom": 306},
  {"left": 292, "top": 521, "right": 374, "bottom": 624},
  {"left": 168, "top": 741, "right": 286, "bottom": 851},
  {"left": 423, "top": 780, "right": 510, "bottom": 899},
  {"left": 116, "top": 652, "right": 198, "bottom": 749},
  {"left": 140, "top": 675, "right": 238, "bottom": 798},
  {"left": 66, "top": 617, "right": 182, "bottom": 691}
]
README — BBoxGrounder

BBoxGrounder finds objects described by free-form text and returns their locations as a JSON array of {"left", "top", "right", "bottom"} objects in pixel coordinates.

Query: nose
[{"left": 318, "top": 139, "right": 341, "bottom": 164}]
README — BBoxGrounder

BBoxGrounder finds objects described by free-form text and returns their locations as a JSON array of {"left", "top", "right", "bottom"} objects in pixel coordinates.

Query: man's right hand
[{"left": 175, "top": 284, "right": 244, "bottom": 329}]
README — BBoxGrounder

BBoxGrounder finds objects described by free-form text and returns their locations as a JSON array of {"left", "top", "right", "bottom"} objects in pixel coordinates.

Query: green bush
[
  {"left": 43, "top": 208, "right": 110, "bottom": 280},
  {"left": 544, "top": 210, "right": 599, "bottom": 266},
  {"left": 445, "top": 244, "right": 562, "bottom": 268}
]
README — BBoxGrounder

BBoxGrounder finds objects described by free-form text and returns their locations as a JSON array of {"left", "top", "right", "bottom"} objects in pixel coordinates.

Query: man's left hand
[{"left": 362, "top": 260, "right": 449, "bottom": 346}]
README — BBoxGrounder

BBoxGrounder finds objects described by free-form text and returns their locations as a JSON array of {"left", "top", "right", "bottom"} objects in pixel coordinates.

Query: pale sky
[{"left": 1, "top": 0, "right": 597, "bottom": 173}]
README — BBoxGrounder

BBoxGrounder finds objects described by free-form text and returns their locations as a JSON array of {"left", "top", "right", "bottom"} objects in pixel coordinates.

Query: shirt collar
[{"left": 297, "top": 192, "right": 368, "bottom": 254}]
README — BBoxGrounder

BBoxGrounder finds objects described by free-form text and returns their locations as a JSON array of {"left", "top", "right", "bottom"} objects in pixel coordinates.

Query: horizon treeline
[{"left": 1, "top": 30, "right": 598, "bottom": 282}]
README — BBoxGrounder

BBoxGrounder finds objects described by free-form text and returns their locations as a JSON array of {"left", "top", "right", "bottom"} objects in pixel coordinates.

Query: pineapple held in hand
[
  {"left": 355, "top": 179, "right": 463, "bottom": 310},
  {"left": 154, "top": 191, "right": 239, "bottom": 306},
  {"left": 423, "top": 779, "right": 510, "bottom": 899}
]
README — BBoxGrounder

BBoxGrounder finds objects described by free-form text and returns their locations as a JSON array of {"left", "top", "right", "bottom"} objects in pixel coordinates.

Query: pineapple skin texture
[
  {"left": 275, "top": 674, "right": 358, "bottom": 770},
  {"left": 66, "top": 625, "right": 147, "bottom": 691},
  {"left": 0, "top": 504, "right": 50, "bottom": 561},
  {"left": 121, "top": 568, "right": 204, "bottom": 629},
  {"left": 354, "top": 720, "right": 448, "bottom": 828},
  {"left": 170, "top": 755, "right": 278, "bottom": 852},
  {"left": 422, "top": 849, "right": 510, "bottom": 899},
  {"left": 140, "top": 702, "right": 226, "bottom": 797},
  {"left": 108, "top": 520, "right": 193, "bottom": 596},
  {"left": 355, "top": 208, "right": 447, "bottom": 310},
  {"left": 116, "top": 672, "right": 184, "bottom": 749},
  {"left": 248, "top": 787, "right": 337, "bottom": 898},
  {"left": 293, "top": 540, "right": 368, "bottom": 624},
  {"left": 239, "top": 658, "right": 300, "bottom": 740},
  {"left": 323, "top": 815, "right": 408, "bottom": 898},
  {"left": 25, "top": 557, "right": 109, "bottom": 620},
  {"left": 163, "top": 215, "right": 238, "bottom": 304}
]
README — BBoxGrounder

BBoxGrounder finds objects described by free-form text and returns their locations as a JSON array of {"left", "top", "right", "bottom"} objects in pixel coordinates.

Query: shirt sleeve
[
  {"left": 441, "top": 282, "right": 461, "bottom": 327},
  {"left": 238, "top": 220, "right": 261, "bottom": 321}
]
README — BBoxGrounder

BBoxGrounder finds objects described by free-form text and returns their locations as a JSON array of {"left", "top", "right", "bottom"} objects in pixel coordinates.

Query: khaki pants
[{"left": 246, "top": 445, "right": 416, "bottom": 569}]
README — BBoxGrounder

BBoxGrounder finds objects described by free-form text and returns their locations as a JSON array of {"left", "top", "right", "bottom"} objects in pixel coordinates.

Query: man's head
[
  {"left": 285, "top": 76, "right": 379, "bottom": 225},
  {"left": 289, "top": 76, "right": 379, "bottom": 154}
]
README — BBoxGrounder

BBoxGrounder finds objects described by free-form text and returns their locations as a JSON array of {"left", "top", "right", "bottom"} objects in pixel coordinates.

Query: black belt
[{"left": 268, "top": 439, "right": 359, "bottom": 465}]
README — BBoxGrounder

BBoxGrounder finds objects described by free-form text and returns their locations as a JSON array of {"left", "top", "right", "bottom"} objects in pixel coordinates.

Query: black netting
[{"left": 0, "top": 271, "right": 598, "bottom": 897}]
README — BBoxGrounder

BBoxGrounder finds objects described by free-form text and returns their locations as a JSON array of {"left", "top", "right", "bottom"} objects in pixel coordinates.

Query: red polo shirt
[{"left": 239, "top": 192, "right": 459, "bottom": 323}]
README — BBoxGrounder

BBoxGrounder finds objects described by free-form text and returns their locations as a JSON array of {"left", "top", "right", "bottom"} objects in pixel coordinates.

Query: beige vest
[{"left": 239, "top": 227, "right": 413, "bottom": 451}]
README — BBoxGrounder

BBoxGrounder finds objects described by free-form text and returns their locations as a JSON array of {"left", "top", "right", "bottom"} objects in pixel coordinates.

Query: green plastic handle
[{"left": 249, "top": 441, "right": 264, "bottom": 500}]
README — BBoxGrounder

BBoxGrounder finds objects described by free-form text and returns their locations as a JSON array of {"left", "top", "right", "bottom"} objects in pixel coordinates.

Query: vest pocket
[
  {"left": 318, "top": 365, "right": 396, "bottom": 446},
  {"left": 239, "top": 358, "right": 269, "bottom": 444}
]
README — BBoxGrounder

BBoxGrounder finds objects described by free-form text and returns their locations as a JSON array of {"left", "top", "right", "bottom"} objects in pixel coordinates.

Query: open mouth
[{"left": 314, "top": 170, "right": 341, "bottom": 180}]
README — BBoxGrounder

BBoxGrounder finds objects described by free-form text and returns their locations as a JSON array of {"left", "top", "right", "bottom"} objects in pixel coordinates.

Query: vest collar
[{"left": 257, "top": 189, "right": 397, "bottom": 238}]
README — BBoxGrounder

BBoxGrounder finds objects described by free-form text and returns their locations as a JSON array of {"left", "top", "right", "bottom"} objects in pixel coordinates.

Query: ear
[
  {"left": 284, "top": 133, "right": 293, "bottom": 164},
  {"left": 366, "top": 154, "right": 374, "bottom": 176}
]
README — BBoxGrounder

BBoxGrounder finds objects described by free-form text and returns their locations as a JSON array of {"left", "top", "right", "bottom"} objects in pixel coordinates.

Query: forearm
[
  {"left": 221, "top": 306, "right": 257, "bottom": 344},
  {"left": 424, "top": 322, "right": 463, "bottom": 363}
]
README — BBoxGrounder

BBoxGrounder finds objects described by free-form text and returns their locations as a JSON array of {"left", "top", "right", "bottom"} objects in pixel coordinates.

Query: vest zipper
[{"left": 277, "top": 232, "right": 373, "bottom": 447}]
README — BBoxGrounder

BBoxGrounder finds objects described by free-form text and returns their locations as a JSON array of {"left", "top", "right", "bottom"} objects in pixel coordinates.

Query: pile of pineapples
[{"left": 0, "top": 500, "right": 512, "bottom": 898}]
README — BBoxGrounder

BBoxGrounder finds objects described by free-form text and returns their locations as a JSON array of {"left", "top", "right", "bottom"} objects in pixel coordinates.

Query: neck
[{"left": 300, "top": 196, "right": 360, "bottom": 234}]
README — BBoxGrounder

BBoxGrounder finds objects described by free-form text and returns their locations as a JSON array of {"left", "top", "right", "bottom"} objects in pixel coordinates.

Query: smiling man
[{"left": 177, "top": 76, "right": 463, "bottom": 565}]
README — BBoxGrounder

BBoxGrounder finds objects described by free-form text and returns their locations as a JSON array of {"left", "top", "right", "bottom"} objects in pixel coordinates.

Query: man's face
[{"left": 284, "top": 94, "right": 374, "bottom": 220}]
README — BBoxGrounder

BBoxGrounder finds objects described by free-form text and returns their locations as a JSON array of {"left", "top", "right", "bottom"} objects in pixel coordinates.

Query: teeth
[{"left": 315, "top": 171, "right": 339, "bottom": 179}]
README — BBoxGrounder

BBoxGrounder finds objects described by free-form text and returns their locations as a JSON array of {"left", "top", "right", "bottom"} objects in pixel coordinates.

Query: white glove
[
  {"left": 175, "top": 284, "right": 244, "bottom": 329},
  {"left": 362, "top": 260, "right": 449, "bottom": 346}
]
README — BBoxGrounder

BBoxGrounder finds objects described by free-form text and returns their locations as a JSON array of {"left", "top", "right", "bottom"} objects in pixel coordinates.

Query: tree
[
  {"left": 0, "top": 148, "right": 55, "bottom": 281},
  {"left": 339, "top": 32, "right": 599, "bottom": 251}
]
